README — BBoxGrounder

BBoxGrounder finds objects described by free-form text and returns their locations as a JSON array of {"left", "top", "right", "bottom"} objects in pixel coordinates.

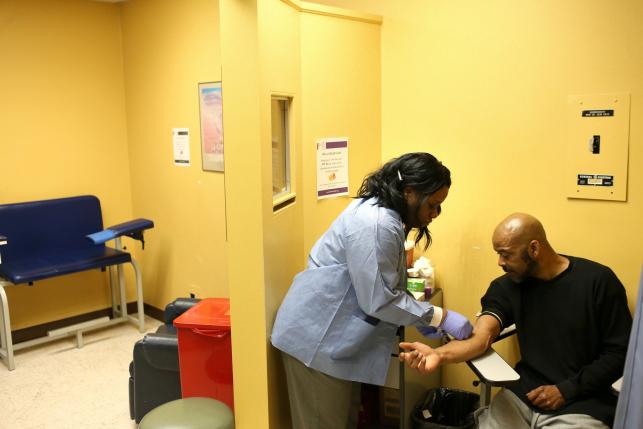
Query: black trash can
[{"left": 411, "top": 388, "right": 480, "bottom": 429}]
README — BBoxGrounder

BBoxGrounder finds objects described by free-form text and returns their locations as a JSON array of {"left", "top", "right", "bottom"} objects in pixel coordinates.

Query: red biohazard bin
[{"left": 173, "top": 298, "right": 234, "bottom": 410}]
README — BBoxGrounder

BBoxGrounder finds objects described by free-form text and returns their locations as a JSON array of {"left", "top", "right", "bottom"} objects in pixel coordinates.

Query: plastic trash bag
[{"left": 411, "top": 387, "right": 480, "bottom": 429}]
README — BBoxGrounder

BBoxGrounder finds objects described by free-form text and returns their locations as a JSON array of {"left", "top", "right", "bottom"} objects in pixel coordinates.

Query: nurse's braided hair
[{"left": 356, "top": 152, "right": 451, "bottom": 249}]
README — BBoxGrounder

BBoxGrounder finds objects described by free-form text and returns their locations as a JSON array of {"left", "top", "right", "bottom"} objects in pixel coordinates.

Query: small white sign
[
  {"left": 316, "top": 138, "right": 349, "bottom": 199},
  {"left": 173, "top": 128, "right": 191, "bottom": 166}
]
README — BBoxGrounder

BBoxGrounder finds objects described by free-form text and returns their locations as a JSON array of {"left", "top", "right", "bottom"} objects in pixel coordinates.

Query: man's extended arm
[{"left": 399, "top": 314, "right": 501, "bottom": 374}]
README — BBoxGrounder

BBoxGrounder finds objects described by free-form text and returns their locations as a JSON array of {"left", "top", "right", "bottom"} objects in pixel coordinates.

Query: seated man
[{"left": 400, "top": 213, "right": 632, "bottom": 429}]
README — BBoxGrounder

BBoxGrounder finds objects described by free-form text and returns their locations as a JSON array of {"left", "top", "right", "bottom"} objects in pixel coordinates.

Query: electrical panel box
[{"left": 565, "top": 93, "right": 630, "bottom": 201}]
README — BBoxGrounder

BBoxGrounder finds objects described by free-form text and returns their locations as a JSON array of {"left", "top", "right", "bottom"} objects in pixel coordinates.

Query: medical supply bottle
[
  {"left": 423, "top": 263, "right": 434, "bottom": 300},
  {"left": 414, "top": 256, "right": 435, "bottom": 299},
  {"left": 404, "top": 240, "right": 415, "bottom": 269}
]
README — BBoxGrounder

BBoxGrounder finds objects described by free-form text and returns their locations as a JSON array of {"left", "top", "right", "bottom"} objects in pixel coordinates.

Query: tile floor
[{"left": 0, "top": 316, "right": 161, "bottom": 429}]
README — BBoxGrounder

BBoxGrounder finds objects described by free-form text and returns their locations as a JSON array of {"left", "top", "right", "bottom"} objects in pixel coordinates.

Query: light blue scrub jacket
[
  {"left": 271, "top": 198, "right": 439, "bottom": 386},
  {"left": 613, "top": 267, "right": 643, "bottom": 429}
]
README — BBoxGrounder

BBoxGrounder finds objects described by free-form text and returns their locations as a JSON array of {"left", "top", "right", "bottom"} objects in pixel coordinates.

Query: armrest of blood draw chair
[
  {"left": 86, "top": 218, "right": 154, "bottom": 249},
  {"left": 466, "top": 324, "right": 520, "bottom": 407}
]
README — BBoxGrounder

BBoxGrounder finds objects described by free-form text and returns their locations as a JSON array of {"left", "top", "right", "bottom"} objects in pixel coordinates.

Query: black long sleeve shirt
[{"left": 481, "top": 256, "right": 632, "bottom": 426}]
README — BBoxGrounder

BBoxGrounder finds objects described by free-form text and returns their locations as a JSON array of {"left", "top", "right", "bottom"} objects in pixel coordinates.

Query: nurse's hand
[
  {"left": 399, "top": 342, "right": 441, "bottom": 374},
  {"left": 417, "top": 325, "right": 444, "bottom": 339},
  {"left": 439, "top": 310, "right": 473, "bottom": 340}
]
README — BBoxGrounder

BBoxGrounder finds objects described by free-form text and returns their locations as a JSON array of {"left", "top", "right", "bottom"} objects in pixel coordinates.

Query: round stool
[{"left": 139, "top": 397, "right": 234, "bottom": 429}]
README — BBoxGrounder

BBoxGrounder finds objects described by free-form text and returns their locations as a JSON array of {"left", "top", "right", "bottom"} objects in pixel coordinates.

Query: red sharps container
[{"left": 173, "top": 298, "right": 234, "bottom": 410}]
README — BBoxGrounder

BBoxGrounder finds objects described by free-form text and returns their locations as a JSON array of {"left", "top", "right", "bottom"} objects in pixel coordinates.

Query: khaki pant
[
  {"left": 281, "top": 352, "right": 361, "bottom": 429},
  {"left": 476, "top": 388, "right": 610, "bottom": 429}
]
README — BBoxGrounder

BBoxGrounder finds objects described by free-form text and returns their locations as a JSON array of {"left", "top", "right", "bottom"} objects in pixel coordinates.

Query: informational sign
[
  {"left": 198, "top": 82, "right": 224, "bottom": 171},
  {"left": 316, "top": 138, "right": 348, "bottom": 199},
  {"left": 577, "top": 174, "right": 613, "bottom": 186},
  {"left": 582, "top": 110, "right": 614, "bottom": 117},
  {"left": 173, "top": 128, "right": 191, "bottom": 166}
]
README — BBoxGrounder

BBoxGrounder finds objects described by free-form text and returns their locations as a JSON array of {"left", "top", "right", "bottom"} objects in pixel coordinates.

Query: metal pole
[{"left": 399, "top": 326, "right": 405, "bottom": 429}]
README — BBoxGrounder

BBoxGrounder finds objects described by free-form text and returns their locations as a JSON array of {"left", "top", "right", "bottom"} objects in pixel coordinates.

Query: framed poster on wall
[{"left": 198, "top": 81, "right": 224, "bottom": 172}]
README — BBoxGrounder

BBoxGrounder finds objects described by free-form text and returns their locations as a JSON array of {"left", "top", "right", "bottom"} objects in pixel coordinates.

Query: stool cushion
[{"left": 139, "top": 397, "right": 234, "bottom": 429}]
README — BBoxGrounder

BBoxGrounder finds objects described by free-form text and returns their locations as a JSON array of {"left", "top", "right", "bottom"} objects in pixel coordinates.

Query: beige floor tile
[{"left": 0, "top": 316, "right": 162, "bottom": 429}]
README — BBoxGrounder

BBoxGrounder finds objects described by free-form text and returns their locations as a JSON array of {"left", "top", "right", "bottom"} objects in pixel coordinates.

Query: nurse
[{"left": 271, "top": 152, "right": 473, "bottom": 429}]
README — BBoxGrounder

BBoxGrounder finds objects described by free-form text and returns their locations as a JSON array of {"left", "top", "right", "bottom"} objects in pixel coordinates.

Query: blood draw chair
[{"left": 0, "top": 195, "right": 153, "bottom": 370}]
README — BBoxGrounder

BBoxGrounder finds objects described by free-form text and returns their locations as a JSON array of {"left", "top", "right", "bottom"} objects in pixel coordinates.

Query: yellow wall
[
  {"left": 218, "top": 1, "right": 270, "bottom": 427},
  {"left": 225, "top": 1, "right": 382, "bottom": 426},
  {"left": 0, "top": 0, "right": 133, "bottom": 329},
  {"left": 300, "top": 3, "right": 383, "bottom": 253},
  {"left": 257, "top": 1, "right": 303, "bottom": 426},
  {"left": 120, "top": 0, "right": 227, "bottom": 309},
  {"left": 311, "top": 0, "right": 643, "bottom": 393}
]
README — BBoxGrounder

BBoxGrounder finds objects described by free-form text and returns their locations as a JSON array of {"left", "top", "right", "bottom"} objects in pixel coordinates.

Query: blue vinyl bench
[{"left": 0, "top": 195, "right": 154, "bottom": 370}]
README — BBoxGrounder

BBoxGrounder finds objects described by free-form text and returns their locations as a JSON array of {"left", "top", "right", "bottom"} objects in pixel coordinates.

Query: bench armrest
[
  {"left": 164, "top": 298, "right": 201, "bottom": 324},
  {"left": 466, "top": 322, "right": 519, "bottom": 386},
  {"left": 467, "top": 347, "right": 520, "bottom": 386},
  {"left": 86, "top": 218, "right": 154, "bottom": 248},
  {"left": 135, "top": 332, "right": 180, "bottom": 372}
]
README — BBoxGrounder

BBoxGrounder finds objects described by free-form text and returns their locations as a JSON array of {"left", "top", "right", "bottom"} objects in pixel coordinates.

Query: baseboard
[
  {"left": 138, "top": 302, "right": 165, "bottom": 323},
  {"left": 12, "top": 302, "right": 164, "bottom": 344}
]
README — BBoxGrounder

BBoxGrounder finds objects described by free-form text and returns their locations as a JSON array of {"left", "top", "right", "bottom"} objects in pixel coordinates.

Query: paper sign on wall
[
  {"left": 316, "top": 138, "right": 349, "bottom": 199},
  {"left": 173, "top": 128, "right": 191, "bottom": 166}
]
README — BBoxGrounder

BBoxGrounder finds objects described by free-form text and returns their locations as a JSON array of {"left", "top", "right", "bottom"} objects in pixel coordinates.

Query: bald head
[
  {"left": 492, "top": 213, "right": 564, "bottom": 282},
  {"left": 493, "top": 213, "right": 548, "bottom": 248}
]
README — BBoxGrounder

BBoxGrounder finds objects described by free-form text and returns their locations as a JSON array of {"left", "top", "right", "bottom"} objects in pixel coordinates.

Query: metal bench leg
[
  {"left": 112, "top": 237, "right": 145, "bottom": 333},
  {"left": 117, "top": 263, "right": 127, "bottom": 321},
  {"left": 480, "top": 382, "right": 492, "bottom": 407},
  {"left": 76, "top": 330, "right": 84, "bottom": 348},
  {"left": 130, "top": 258, "right": 145, "bottom": 332},
  {"left": 109, "top": 265, "right": 119, "bottom": 318},
  {"left": 0, "top": 282, "right": 16, "bottom": 371},
  {"left": 114, "top": 238, "right": 128, "bottom": 324}
]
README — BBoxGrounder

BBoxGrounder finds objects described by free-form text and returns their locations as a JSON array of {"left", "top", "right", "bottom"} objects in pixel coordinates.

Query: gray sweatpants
[
  {"left": 281, "top": 351, "right": 361, "bottom": 429},
  {"left": 475, "top": 388, "right": 610, "bottom": 429}
]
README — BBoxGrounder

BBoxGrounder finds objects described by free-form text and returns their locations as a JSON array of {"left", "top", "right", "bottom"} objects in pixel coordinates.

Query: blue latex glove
[
  {"left": 417, "top": 325, "right": 444, "bottom": 339},
  {"left": 440, "top": 310, "right": 473, "bottom": 340}
]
